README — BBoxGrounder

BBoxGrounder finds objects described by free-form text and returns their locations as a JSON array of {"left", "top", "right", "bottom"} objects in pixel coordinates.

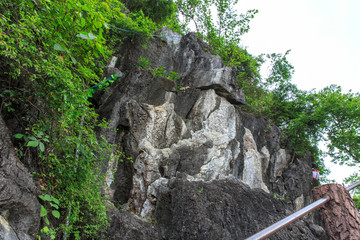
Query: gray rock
[
  {"left": 159, "top": 26, "right": 182, "bottom": 52},
  {"left": 0, "top": 215, "right": 21, "bottom": 240},
  {"left": 309, "top": 223, "right": 327, "bottom": 239},
  {"left": 0, "top": 115, "right": 40, "bottom": 240},
  {"left": 106, "top": 207, "right": 158, "bottom": 240},
  {"left": 93, "top": 27, "right": 325, "bottom": 239},
  {"left": 155, "top": 178, "right": 320, "bottom": 240},
  {"left": 176, "top": 33, "right": 246, "bottom": 105},
  {"left": 125, "top": 89, "right": 244, "bottom": 217},
  {"left": 272, "top": 149, "right": 289, "bottom": 178},
  {"left": 115, "top": 27, "right": 246, "bottom": 105}
]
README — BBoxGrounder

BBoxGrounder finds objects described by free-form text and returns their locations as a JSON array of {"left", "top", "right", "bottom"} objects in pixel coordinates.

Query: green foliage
[
  {"left": 88, "top": 74, "right": 119, "bottom": 98},
  {"left": 351, "top": 187, "right": 360, "bottom": 212},
  {"left": 0, "top": 0, "right": 180, "bottom": 237},
  {"left": 167, "top": 71, "right": 182, "bottom": 89},
  {"left": 123, "top": 0, "right": 177, "bottom": 24},
  {"left": 151, "top": 66, "right": 167, "bottom": 78},
  {"left": 273, "top": 193, "right": 285, "bottom": 201},
  {"left": 38, "top": 194, "right": 60, "bottom": 240},
  {"left": 138, "top": 57, "right": 151, "bottom": 69},
  {"left": 240, "top": 51, "right": 329, "bottom": 173},
  {"left": 176, "top": 0, "right": 258, "bottom": 63},
  {"left": 0, "top": 90, "right": 18, "bottom": 112},
  {"left": 241, "top": 50, "right": 360, "bottom": 180},
  {"left": 138, "top": 58, "right": 182, "bottom": 89},
  {"left": 15, "top": 122, "right": 49, "bottom": 153},
  {"left": 315, "top": 86, "right": 360, "bottom": 166},
  {"left": 167, "top": 71, "right": 180, "bottom": 81},
  {"left": 0, "top": 0, "right": 135, "bottom": 238},
  {"left": 13, "top": 122, "right": 50, "bottom": 157}
]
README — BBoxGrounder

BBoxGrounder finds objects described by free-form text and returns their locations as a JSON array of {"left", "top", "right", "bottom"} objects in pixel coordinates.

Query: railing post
[
  {"left": 245, "top": 180, "right": 360, "bottom": 240},
  {"left": 312, "top": 182, "right": 360, "bottom": 239}
]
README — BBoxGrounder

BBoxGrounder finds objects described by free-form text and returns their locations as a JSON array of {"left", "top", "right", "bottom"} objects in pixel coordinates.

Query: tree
[
  {"left": 176, "top": 0, "right": 257, "bottom": 55},
  {"left": 123, "top": 0, "right": 177, "bottom": 24},
  {"left": 316, "top": 86, "right": 360, "bottom": 167}
]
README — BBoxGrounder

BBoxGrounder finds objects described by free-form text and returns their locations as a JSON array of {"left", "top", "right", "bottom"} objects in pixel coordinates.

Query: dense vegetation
[
  {"left": 0, "top": 0, "right": 166, "bottom": 238},
  {"left": 1, "top": 0, "right": 359, "bottom": 238}
]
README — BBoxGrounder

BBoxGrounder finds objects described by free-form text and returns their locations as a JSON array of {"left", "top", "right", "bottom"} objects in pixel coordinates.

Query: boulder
[
  {"left": 155, "top": 178, "right": 321, "bottom": 239},
  {"left": 0, "top": 115, "right": 40, "bottom": 240},
  {"left": 106, "top": 207, "right": 158, "bottom": 240}
]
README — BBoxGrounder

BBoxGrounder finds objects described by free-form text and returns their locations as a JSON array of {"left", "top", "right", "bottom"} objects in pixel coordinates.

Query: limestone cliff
[{"left": 94, "top": 27, "right": 327, "bottom": 239}]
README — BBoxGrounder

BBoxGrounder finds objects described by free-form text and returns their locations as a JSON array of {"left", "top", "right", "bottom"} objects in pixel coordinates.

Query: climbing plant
[{"left": 0, "top": 0, "right": 165, "bottom": 238}]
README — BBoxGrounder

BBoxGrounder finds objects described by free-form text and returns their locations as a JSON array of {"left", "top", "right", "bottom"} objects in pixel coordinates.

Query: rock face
[
  {"left": 0, "top": 115, "right": 41, "bottom": 240},
  {"left": 96, "top": 27, "right": 327, "bottom": 239},
  {"left": 107, "top": 208, "right": 159, "bottom": 240},
  {"left": 156, "top": 178, "right": 319, "bottom": 239}
]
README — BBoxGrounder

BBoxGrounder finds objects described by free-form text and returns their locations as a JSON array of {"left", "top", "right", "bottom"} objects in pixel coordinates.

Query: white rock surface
[{"left": 242, "top": 128, "right": 270, "bottom": 193}]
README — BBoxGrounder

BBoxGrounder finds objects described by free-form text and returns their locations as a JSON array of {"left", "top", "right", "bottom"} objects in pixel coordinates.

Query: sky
[{"left": 237, "top": 0, "right": 360, "bottom": 183}]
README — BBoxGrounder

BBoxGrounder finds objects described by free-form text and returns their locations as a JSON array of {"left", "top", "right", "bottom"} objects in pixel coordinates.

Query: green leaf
[
  {"left": 42, "top": 226, "right": 49, "bottom": 233},
  {"left": 50, "top": 202, "right": 59, "bottom": 209},
  {"left": 44, "top": 217, "right": 50, "bottom": 225},
  {"left": 81, "top": 4, "right": 89, "bottom": 11},
  {"left": 94, "top": 21, "right": 102, "bottom": 28},
  {"left": 51, "top": 197, "right": 60, "bottom": 205},
  {"left": 41, "top": 205, "right": 48, "bottom": 217},
  {"left": 87, "top": 32, "right": 97, "bottom": 40},
  {"left": 81, "top": 18, "right": 85, "bottom": 27},
  {"left": 39, "top": 142, "right": 45, "bottom": 152},
  {"left": 54, "top": 43, "right": 65, "bottom": 51},
  {"left": 14, "top": 133, "right": 24, "bottom": 139},
  {"left": 70, "top": 56, "right": 77, "bottom": 64},
  {"left": 39, "top": 194, "right": 52, "bottom": 202},
  {"left": 27, "top": 141, "right": 39, "bottom": 147},
  {"left": 76, "top": 32, "right": 97, "bottom": 40},
  {"left": 52, "top": 210, "right": 60, "bottom": 219},
  {"left": 76, "top": 33, "right": 89, "bottom": 39}
]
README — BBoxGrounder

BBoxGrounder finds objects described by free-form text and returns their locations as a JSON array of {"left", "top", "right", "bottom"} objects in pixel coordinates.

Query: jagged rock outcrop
[
  {"left": 156, "top": 178, "right": 320, "bottom": 239},
  {"left": 96, "top": 27, "right": 326, "bottom": 239},
  {"left": 0, "top": 115, "right": 41, "bottom": 240}
]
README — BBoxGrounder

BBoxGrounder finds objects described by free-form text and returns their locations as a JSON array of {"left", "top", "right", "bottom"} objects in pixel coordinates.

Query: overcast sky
[
  {"left": 237, "top": 0, "right": 360, "bottom": 183},
  {"left": 239, "top": 0, "right": 360, "bottom": 92}
]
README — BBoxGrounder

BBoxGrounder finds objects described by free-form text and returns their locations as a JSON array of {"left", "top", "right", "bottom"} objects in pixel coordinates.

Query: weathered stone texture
[
  {"left": 93, "top": 27, "right": 326, "bottom": 239},
  {"left": 155, "top": 178, "right": 320, "bottom": 239},
  {"left": 0, "top": 115, "right": 40, "bottom": 240},
  {"left": 106, "top": 207, "right": 159, "bottom": 240}
]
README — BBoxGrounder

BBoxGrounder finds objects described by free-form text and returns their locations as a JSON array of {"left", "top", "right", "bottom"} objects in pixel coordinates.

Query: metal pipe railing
[
  {"left": 345, "top": 180, "right": 360, "bottom": 191},
  {"left": 245, "top": 180, "right": 360, "bottom": 240}
]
